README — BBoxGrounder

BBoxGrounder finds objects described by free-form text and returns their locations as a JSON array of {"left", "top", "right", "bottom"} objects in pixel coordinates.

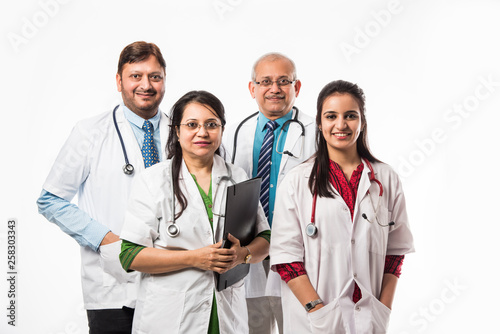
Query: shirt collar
[
  {"left": 328, "top": 159, "right": 364, "bottom": 190},
  {"left": 257, "top": 109, "right": 294, "bottom": 133},
  {"left": 329, "top": 159, "right": 364, "bottom": 173},
  {"left": 122, "top": 103, "right": 161, "bottom": 131}
]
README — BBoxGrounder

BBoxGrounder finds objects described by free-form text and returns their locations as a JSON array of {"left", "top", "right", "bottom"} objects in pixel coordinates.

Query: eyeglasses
[
  {"left": 253, "top": 78, "right": 296, "bottom": 87},
  {"left": 179, "top": 121, "right": 222, "bottom": 132}
]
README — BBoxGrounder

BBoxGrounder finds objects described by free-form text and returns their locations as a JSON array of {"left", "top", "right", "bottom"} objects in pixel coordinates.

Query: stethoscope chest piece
[
  {"left": 123, "top": 163, "right": 134, "bottom": 175},
  {"left": 305, "top": 223, "right": 318, "bottom": 237},
  {"left": 113, "top": 105, "right": 136, "bottom": 176},
  {"left": 166, "top": 223, "right": 180, "bottom": 237}
]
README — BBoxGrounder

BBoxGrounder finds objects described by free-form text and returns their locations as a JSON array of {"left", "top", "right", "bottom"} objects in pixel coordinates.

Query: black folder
[{"left": 215, "top": 177, "right": 262, "bottom": 291}]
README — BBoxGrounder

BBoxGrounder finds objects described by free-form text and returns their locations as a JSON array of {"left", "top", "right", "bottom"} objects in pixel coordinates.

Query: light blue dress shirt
[
  {"left": 252, "top": 109, "right": 293, "bottom": 226},
  {"left": 122, "top": 105, "right": 162, "bottom": 160},
  {"left": 37, "top": 104, "right": 163, "bottom": 251}
]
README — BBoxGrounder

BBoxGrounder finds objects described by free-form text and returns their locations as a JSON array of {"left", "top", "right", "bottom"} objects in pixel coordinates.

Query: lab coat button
[
  {"left": 351, "top": 239, "right": 355, "bottom": 244},
  {"left": 356, "top": 306, "right": 361, "bottom": 311}
]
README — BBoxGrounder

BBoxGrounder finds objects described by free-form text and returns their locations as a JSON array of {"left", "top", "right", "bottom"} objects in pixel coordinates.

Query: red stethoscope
[{"left": 305, "top": 159, "right": 394, "bottom": 238}]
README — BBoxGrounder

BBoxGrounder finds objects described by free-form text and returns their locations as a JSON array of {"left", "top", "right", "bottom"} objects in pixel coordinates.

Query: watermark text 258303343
[{"left": 6, "top": 218, "right": 18, "bottom": 326}]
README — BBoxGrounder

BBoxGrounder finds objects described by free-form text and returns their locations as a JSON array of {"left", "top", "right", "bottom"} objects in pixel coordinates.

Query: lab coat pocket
[
  {"left": 307, "top": 297, "right": 347, "bottom": 334},
  {"left": 135, "top": 282, "right": 185, "bottom": 334},
  {"left": 370, "top": 296, "right": 392, "bottom": 334},
  {"left": 367, "top": 206, "right": 390, "bottom": 255},
  {"left": 99, "top": 240, "right": 135, "bottom": 287},
  {"left": 229, "top": 279, "right": 248, "bottom": 333}
]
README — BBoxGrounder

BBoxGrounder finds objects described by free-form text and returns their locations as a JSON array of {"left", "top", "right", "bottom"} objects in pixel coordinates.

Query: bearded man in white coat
[{"left": 37, "top": 41, "right": 169, "bottom": 333}]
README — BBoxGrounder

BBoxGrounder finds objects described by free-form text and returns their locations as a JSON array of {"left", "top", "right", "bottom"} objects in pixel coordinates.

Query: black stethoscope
[
  {"left": 305, "top": 159, "right": 394, "bottom": 238},
  {"left": 231, "top": 106, "right": 305, "bottom": 164},
  {"left": 166, "top": 159, "right": 235, "bottom": 237},
  {"left": 112, "top": 105, "right": 135, "bottom": 175},
  {"left": 112, "top": 104, "right": 167, "bottom": 176}
]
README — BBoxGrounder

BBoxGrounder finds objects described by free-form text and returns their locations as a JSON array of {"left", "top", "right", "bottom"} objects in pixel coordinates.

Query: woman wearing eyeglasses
[
  {"left": 269, "top": 80, "right": 414, "bottom": 333},
  {"left": 119, "top": 90, "right": 270, "bottom": 334}
]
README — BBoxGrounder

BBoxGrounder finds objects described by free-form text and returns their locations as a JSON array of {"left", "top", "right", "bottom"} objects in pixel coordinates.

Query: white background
[{"left": 1, "top": 0, "right": 499, "bottom": 333}]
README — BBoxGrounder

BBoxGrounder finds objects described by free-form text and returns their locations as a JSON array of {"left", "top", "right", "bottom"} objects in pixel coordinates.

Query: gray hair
[{"left": 251, "top": 52, "right": 297, "bottom": 81}]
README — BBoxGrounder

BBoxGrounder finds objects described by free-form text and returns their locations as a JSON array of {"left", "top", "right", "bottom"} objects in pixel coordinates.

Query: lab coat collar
[
  {"left": 256, "top": 109, "right": 293, "bottom": 132},
  {"left": 354, "top": 159, "right": 378, "bottom": 219},
  {"left": 114, "top": 104, "right": 169, "bottom": 167},
  {"left": 358, "top": 159, "right": 375, "bottom": 196},
  {"left": 122, "top": 103, "right": 161, "bottom": 131},
  {"left": 279, "top": 107, "right": 309, "bottom": 174},
  {"left": 178, "top": 155, "right": 229, "bottom": 242},
  {"left": 211, "top": 155, "right": 232, "bottom": 241},
  {"left": 177, "top": 154, "right": 228, "bottom": 180},
  {"left": 211, "top": 154, "right": 231, "bottom": 182},
  {"left": 300, "top": 159, "right": 376, "bottom": 196},
  {"left": 113, "top": 104, "right": 146, "bottom": 173},
  {"left": 158, "top": 112, "right": 169, "bottom": 161}
]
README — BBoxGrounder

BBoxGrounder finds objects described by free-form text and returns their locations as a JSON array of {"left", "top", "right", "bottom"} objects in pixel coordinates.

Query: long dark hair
[
  {"left": 167, "top": 90, "right": 226, "bottom": 218},
  {"left": 308, "top": 80, "right": 381, "bottom": 198}
]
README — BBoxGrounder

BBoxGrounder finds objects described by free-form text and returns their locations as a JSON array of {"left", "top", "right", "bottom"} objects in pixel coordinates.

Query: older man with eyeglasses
[{"left": 223, "top": 53, "right": 316, "bottom": 334}]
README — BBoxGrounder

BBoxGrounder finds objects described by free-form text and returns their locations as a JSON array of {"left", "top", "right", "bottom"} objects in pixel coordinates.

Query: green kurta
[{"left": 190, "top": 174, "right": 219, "bottom": 334}]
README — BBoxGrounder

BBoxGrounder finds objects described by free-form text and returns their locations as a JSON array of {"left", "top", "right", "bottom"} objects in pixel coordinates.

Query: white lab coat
[
  {"left": 270, "top": 160, "right": 415, "bottom": 334},
  {"left": 223, "top": 107, "right": 316, "bottom": 298},
  {"left": 42, "top": 105, "right": 169, "bottom": 309},
  {"left": 120, "top": 155, "right": 270, "bottom": 334}
]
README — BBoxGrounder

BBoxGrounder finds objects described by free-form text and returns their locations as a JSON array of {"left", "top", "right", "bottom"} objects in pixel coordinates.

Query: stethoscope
[
  {"left": 112, "top": 104, "right": 167, "bottom": 176},
  {"left": 231, "top": 106, "right": 305, "bottom": 164},
  {"left": 166, "top": 159, "right": 236, "bottom": 237},
  {"left": 112, "top": 105, "right": 136, "bottom": 175},
  {"left": 305, "top": 159, "right": 395, "bottom": 238}
]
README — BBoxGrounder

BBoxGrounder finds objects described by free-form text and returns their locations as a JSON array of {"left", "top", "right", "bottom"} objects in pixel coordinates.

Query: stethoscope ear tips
[{"left": 389, "top": 222, "right": 395, "bottom": 226}]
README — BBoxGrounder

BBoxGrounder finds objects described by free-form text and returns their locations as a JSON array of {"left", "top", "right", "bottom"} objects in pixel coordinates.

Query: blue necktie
[
  {"left": 142, "top": 120, "right": 159, "bottom": 168},
  {"left": 256, "top": 121, "right": 278, "bottom": 218}
]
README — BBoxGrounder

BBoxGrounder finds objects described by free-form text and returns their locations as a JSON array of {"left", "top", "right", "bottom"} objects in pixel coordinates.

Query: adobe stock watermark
[
  {"left": 398, "top": 278, "right": 466, "bottom": 333},
  {"left": 397, "top": 74, "right": 499, "bottom": 179},
  {"left": 212, "top": 0, "right": 243, "bottom": 20},
  {"left": 7, "top": 0, "right": 73, "bottom": 54},
  {"left": 339, "top": 0, "right": 403, "bottom": 63}
]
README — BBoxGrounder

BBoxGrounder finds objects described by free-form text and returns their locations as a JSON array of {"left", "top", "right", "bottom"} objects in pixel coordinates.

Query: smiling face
[
  {"left": 320, "top": 93, "right": 364, "bottom": 160},
  {"left": 116, "top": 55, "right": 166, "bottom": 119},
  {"left": 248, "top": 58, "right": 301, "bottom": 120},
  {"left": 176, "top": 102, "right": 223, "bottom": 163}
]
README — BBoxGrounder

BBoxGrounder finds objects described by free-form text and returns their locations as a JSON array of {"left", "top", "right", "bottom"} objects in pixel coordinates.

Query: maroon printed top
[{"left": 275, "top": 160, "right": 404, "bottom": 303}]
